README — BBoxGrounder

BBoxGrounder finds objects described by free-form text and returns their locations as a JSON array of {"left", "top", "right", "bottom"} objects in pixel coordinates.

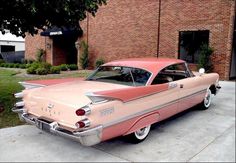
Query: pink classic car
[{"left": 12, "top": 58, "right": 221, "bottom": 146}]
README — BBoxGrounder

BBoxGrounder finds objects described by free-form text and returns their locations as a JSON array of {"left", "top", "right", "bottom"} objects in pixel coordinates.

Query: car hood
[{"left": 24, "top": 80, "right": 130, "bottom": 108}]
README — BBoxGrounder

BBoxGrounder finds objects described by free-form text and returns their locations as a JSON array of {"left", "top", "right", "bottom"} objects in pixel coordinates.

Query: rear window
[{"left": 87, "top": 66, "right": 151, "bottom": 86}]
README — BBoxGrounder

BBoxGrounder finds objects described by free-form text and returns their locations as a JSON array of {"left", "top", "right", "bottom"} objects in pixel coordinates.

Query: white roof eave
[{"left": 0, "top": 32, "right": 25, "bottom": 42}]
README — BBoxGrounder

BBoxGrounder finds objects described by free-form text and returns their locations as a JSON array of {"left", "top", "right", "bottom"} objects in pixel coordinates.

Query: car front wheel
[
  {"left": 200, "top": 88, "right": 212, "bottom": 110},
  {"left": 126, "top": 125, "right": 151, "bottom": 143}
]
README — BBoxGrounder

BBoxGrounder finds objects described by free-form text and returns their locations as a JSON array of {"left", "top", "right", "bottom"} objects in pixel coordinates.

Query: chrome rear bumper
[{"left": 12, "top": 107, "right": 102, "bottom": 146}]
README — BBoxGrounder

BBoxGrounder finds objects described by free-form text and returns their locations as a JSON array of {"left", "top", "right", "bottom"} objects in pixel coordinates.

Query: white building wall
[
  {"left": 0, "top": 41, "right": 25, "bottom": 52},
  {"left": 0, "top": 32, "right": 25, "bottom": 52}
]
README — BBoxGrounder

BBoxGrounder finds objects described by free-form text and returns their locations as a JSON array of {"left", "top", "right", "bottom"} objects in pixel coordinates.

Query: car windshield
[{"left": 86, "top": 66, "right": 151, "bottom": 86}]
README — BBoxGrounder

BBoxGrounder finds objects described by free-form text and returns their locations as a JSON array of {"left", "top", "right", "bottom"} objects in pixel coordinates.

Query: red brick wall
[
  {"left": 79, "top": 0, "right": 235, "bottom": 80},
  {"left": 84, "top": 0, "right": 159, "bottom": 66},
  {"left": 158, "top": 0, "right": 235, "bottom": 80},
  {"left": 25, "top": 34, "right": 44, "bottom": 60},
  {"left": 25, "top": 0, "right": 235, "bottom": 80},
  {"left": 25, "top": 33, "right": 53, "bottom": 64}
]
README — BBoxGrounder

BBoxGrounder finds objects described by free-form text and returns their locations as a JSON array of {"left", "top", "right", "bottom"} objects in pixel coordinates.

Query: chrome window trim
[
  {"left": 184, "top": 62, "right": 194, "bottom": 77},
  {"left": 86, "top": 66, "right": 153, "bottom": 87},
  {"left": 150, "top": 62, "right": 191, "bottom": 85}
]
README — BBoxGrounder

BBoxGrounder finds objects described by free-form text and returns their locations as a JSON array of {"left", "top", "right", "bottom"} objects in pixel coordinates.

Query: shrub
[
  {"left": 60, "top": 64, "right": 69, "bottom": 71},
  {"left": 36, "top": 49, "right": 45, "bottom": 62},
  {"left": 26, "top": 62, "right": 41, "bottom": 74},
  {"left": 50, "top": 66, "right": 61, "bottom": 74},
  {"left": 40, "top": 62, "right": 51, "bottom": 73},
  {"left": 68, "top": 64, "right": 78, "bottom": 70},
  {"left": 4, "top": 63, "right": 9, "bottom": 67},
  {"left": 27, "top": 67, "right": 36, "bottom": 74},
  {"left": 36, "top": 67, "right": 48, "bottom": 75},
  {"left": 79, "top": 41, "right": 89, "bottom": 69},
  {"left": 19, "top": 64, "right": 26, "bottom": 69},
  {"left": 198, "top": 44, "right": 214, "bottom": 72},
  {"left": 95, "top": 58, "right": 105, "bottom": 68},
  {"left": 26, "top": 62, "right": 52, "bottom": 74},
  {"left": 0, "top": 62, "right": 26, "bottom": 69},
  {"left": 1, "top": 63, "right": 7, "bottom": 67},
  {"left": 13, "top": 63, "right": 20, "bottom": 68},
  {"left": 0, "top": 63, "right": 5, "bottom": 67},
  {"left": 26, "top": 63, "right": 32, "bottom": 68},
  {"left": 0, "top": 59, "right": 5, "bottom": 64},
  {"left": 9, "top": 63, "right": 15, "bottom": 68}
]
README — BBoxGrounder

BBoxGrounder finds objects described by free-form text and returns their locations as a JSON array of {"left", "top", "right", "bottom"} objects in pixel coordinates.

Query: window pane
[
  {"left": 131, "top": 68, "right": 151, "bottom": 86},
  {"left": 179, "top": 30, "right": 209, "bottom": 63},
  {"left": 164, "top": 63, "right": 186, "bottom": 72},
  {"left": 87, "top": 66, "right": 151, "bottom": 86},
  {"left": 151, "top": 63, "right": 188, "bottom": 85},
  {"left": 0, "top": 45, "right": 15, "bottom": 52}
]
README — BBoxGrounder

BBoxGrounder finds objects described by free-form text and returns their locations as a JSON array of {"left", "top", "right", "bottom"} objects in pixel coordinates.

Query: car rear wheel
[
  {"left": 126, "top": 125, "right": 151, "bottom": 143},
  {"left": 200, "top": 88, "right": 212, "bottom": 110}
]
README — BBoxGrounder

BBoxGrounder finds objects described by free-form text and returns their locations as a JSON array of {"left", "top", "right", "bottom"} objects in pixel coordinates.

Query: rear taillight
[
  {"left": 75, "top": 106, "right": 91, "bottom": 116},
  {"left": 75, "top": 118, "right": 90, "bottom": 128}
]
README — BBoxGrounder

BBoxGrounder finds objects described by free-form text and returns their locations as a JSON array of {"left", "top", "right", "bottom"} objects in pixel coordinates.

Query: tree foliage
[
  {"left": 79, "top": 41, "right": 89, "bottom": 69},
  {"left": 0, "top": 0, "right": 107, "bottom": 37}
]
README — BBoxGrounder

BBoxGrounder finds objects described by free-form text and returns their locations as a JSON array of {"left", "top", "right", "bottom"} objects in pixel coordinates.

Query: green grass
[
  {"left": 0, "top": 68, "right": 92, "bottom": 129},
  {"left": 0, "top": 69, "right": 24, "bottom": 128}
]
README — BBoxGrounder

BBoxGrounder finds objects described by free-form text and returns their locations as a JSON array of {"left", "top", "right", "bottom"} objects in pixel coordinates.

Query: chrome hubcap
[
  {"left": 204, "top": 89, "right": 212, "bottom": 108},
  {"left": 134, "top": 125, "right": 151, "bottom": 140}
]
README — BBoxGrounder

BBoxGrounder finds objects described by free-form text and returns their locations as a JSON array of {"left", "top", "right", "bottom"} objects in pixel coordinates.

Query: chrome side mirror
[{"left": 199, "top": 68, "right": 205, "bottom": 76}]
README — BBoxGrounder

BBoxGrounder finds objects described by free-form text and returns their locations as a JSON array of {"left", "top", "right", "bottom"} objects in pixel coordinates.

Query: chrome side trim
[
  {"left": 168, "top": 82, "right": 178, "bottom": 89},
  {"left": 85, "top": 92, "right": 115, "bottom": 104},
  {"left": 103, "top": 89, "right": 206, "bottom": 128},
  {"left": 19, "top": 82, "right": 45, "bottom": 89}
]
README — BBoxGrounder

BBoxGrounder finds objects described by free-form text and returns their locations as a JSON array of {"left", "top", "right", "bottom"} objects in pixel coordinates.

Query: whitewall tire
[
  {"left": 126, "top": 125, "right": 151, "bottom": 143},
  {"left": 200, "top": 88, "right": 212, "bottom": 110}
]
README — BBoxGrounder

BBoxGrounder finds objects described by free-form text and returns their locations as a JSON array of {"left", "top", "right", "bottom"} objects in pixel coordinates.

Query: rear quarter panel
[{"left": 88, "top": 84, "right": 179, "bottom": 141}]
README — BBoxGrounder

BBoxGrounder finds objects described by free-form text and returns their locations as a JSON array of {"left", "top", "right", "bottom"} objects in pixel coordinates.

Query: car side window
[
  {"left": 151, "top": 63, "right": 190, "bottom": 85},
  {"left": 131, "top": 68, "right": 151, "bottom": 86}
]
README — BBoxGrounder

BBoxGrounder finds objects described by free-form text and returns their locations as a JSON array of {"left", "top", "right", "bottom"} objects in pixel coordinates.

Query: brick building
[{"left": 25, "top": 0, "right": 236, "bottom": 80}]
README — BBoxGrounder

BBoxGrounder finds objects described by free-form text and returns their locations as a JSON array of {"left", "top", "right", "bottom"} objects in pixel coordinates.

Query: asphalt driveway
[{"left": 0, "top": 81, "right": 235, "bottom": 162}]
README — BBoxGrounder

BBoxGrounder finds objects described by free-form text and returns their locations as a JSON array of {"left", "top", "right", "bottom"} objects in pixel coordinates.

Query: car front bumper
[{"left": 12, "top": 107, "right": 102, "bottom": 146}]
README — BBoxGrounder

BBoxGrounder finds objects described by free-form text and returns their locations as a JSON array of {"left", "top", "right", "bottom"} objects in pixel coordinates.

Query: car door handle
[{"left": 180, "top": 84, "right": 184, "bottom": 88}]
